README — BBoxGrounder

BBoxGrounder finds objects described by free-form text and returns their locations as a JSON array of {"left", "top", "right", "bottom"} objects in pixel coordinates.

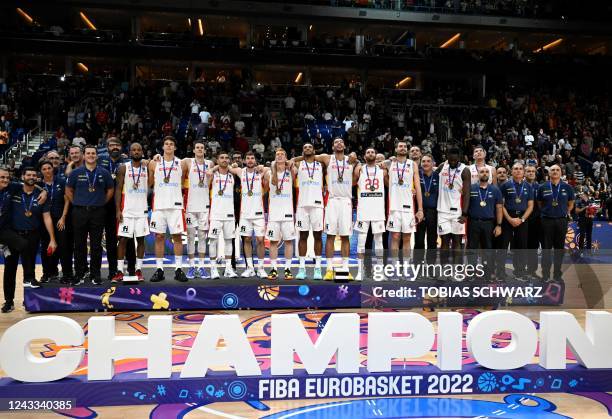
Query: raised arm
[
  {"left": 147, "top": 160, "right": 157, "bottom": 188},
  {"left": 413, "top": 167, "right": 423, "bottom": 222}
]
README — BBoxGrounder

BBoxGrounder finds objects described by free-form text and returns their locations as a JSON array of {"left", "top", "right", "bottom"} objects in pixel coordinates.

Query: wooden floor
[{"left": 0, "top": 265, "right": 610, "bottom": 418}]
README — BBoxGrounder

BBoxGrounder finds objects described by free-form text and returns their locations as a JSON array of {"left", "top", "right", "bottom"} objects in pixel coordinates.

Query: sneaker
[
  {"left": 224, "top": 266, "right": 238, "bottom": 278},
  {"left": 324, "top": 269, "right": 334, "bottom": 281},
  {"left": 197, "top": 267, "right": 210, "bottom": 279},
  {"left": 268, "top": 268, "right": 278, "bottom": 280},
  {"left": 313, "top": 267, "right": 323, "bottom": 280},
  {"left": 295, "top": 268, "right": 307, "bottom": 280},
  {"left": 150, "top": 268, "right": 165, "bottom": 282},
  {"left": 186, "top": 266, "right": 197, "bottom": 279},
  {"left": 111, "top": 271, "right": 124, "bottom": 283},
  {"left": 346, "top": 271, "right": 354, "bottom": 281},
  {"left": 39, "top": 274, "right": 50, "bottom": 284},
  {"left": 175, "top": 268, "right": 188, "bottom": 282},
  {"left": 23, "top": 281, "right": 32, "bottom": 289},
  {"left": 1, "top": 302, "right": 14, "bottom": 313},
  {"left": 256, "top": 268, "right": 267, "bottom": 279},
  {"left": 92, "top": 276, "right": 102, "bottom": 285},
  {"left": 284, "top": 268, "right": 293, "bottom": 280},
  {"left": 210, "top": 266, "right": 220, "bottom": 280},
  {"left": 72, "top": 276, "right": 85, "bottom": 286},
  {"left": 241, "top": 267, "right": 255, "bottom": 278},
  {"left": 135, "top": 269, "right": 144, "bottom": 281},
  {"left": 355, "top": 270, "right": 363, "bottom": 281}
]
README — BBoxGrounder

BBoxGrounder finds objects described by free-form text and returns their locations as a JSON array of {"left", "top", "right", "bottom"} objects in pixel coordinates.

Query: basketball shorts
[
  {"left": 295, "top": 206, "right": 324, "bottom": 232},
  {"left": 437, "top": 212, "right": 466, "bottom": 236},
  {"left": 386, "top": 210, "right": 416, "bottom": 234},
  {"left": 325, "top": 198, "right": 353, "bottom": 236},
  {"left": 117, "top": 216, "right": 150, "bottom": 238},
  {"left": 150, "top": 209, "right": 185, "bottom": 235},
  {"left": 266, "top": 220, "right": 296, "bottom": 242},
  {"left": 185, "top": 211, "right": 209, "bottom": 232},
  {"left": 354, "top": 219, "right": 386, "bottom": 234},
  {"left": 208, "top": 219, "right": 236, "bottom": 240},
  {"left": 238, "top": 217, "right": 266, "bottom": 237}
]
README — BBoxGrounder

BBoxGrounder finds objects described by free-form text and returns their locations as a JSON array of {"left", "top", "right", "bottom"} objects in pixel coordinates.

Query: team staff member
[
  {"left": 493, "top": 165, "right": 509, "bottom": 279},
  {"left": 525, "top": 166, "right": 542, "bottom": 278},
  {"left": 66, "top": 145, "right": 114, "bottom": 285},
  {"left": 466, "top": 166, "right": 502, "bottom": 279},
  {"left": 2, "top": 167, "right": 57, "bottom": 313},
  {"left": 575, "top": 192, "right": 594, "bottom": 252},
  {"left": 98, "top": 137, "right": 134, "bottom": 279},
  {"left": 0, "top": 168, "right": 28, "bottom": 269},
  {"left": 39, "top": 160, "right": 73, "bottom": 283},
  {"left": 537, "top": 164, "right": 575, "bottom": 282},
  {"left": 414, "top": 154, "right": 439, "bottom": 264},
  {"left": 500, "top": 163, "right": 534, "bottom": 281}
]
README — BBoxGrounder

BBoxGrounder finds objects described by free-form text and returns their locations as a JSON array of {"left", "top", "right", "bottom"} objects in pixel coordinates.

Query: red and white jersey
[
  {"left": 209, "top": 171, "right": 235, "bottom": 221},
  {"left": 438, "top": 162, "right": 466, "bottom": 215},
  {"left": 389, "top": 158, "right": 415, "bottom": 213},
  {"left": 469, "top": 163, "right": 495, "bottom": 184},
  {"left": 185, "top": 158, "right": 212, "bottom": 213},
  {"left": 357, "top": 164, "right": 385, "bottom": 221},
  {"left": 297, "top": 160, "right": 323, "bottom": 208},
  {"left": 326, "top": 155, "right": 353, "bottom": 200},
  {"left": 152, "top": 157, "right": 183, "bottom": 210},
  {"left": 240, "top": 167, "right": 264, "bottom": 220},
  {"left": 268, "top": 169, "right": 294, "bottom": 222},
  {"left": 121, "top": 161, "right": 149, "bottom": 217}
]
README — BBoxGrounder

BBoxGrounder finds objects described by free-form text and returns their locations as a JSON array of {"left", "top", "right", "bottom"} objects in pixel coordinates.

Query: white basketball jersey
[
  {"left": 357, "top": 165, "right": 385, "bottom": 221},
  {"left": 153, "top": 157, "right": 183, "bottom": 210},
  {"left": 269, "top": 169, "right": 294, "bottom": 222},
  {"left": 438, "top": 162, "right": 466, "bottom": 215},
  {"left": 210, "top": 171, "right": 235, "bottom": 221},
  {"left": 389, "top": 159, "right": 415, "bottom": 213},
  {"left": 297, "top": 160, "right": 324, "bottom": 208},
  {"left": 327, "top": 155, "right": 353, "bottom": 200},
  {"left": 469, "top": 163, "right": 494, "bottom": 184},
  {"left": 240, "top": 168, "right": 264, "bottom": 220},
  {"left": 186, "top": 158, "right": 212, "bottom": 213},
  {"left": 122, "top": 161, "right": 149, "bottom": 217}
]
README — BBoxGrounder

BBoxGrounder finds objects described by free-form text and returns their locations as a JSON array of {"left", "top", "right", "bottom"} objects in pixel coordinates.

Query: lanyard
[
  {"left": 246, "top": 169, "right": 256, "bottom": 195},
  {"left": 304, "top": 160, "right": 315, "bottom": 179},
  {"left": 513, "top": 180, "right": 525, "bottom": 199},
  {"left": 277, "top": 169, "right": 289, "bottom": 194},
  {"left": 131, "top": 163, "right": 143, "bottom": 189},
  {"left": 397, "top": 160, "right": 407, "bottom": 184},
  {"left": 336, "top": 157, "right": 346, "bottom": 181},
  {"left": 478, "top": 185, "right": 489, "bottom": 206},
  {"left": 161, "top": 158, "right": 176, "bottom": 182},
  {"left": 217, "top": 172, "right": 231, "bottom": 196},
  {"left": 448, "top": 165, "right": 459, "bottom": 188},
  {"left": 86, "top": 168, "right": 98, "bottom": 191},
  {"left": 22, "top": 192, "right": 35, "bottom": 216},
  {"left": 195, "top": 159, "right": 207, "bottom": 185},
  {"left": 365, "top": 165, "right": 377, "bottom": 190}
]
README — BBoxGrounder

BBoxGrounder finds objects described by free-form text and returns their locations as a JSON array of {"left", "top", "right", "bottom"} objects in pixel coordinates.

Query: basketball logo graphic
[{"left": 257, "top": 285, "right": 280, "bottom": 301}]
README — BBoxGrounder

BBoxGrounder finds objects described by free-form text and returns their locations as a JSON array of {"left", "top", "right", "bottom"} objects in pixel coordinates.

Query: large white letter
[
  {"left": 367, "top": 312, "right": 435, "bottom": 372},
  {"left": 181, "top": 314, "right": 260, "bottom": 377},
  {"left": 539, "top": 311, "right": 612, "bottom": 369},
  {"left": 271, "top": 313, "right": 360, "bottom": 375},
  {"left": 0, "top": 316, "right": 84, "bottom": 382},
  {"left": 88, "top": 315, "right": 172, "bottom": 380},
  {"left": 466, "top": 310, "right": 537, "bottom": 370},
  {"left": 437, "top": 312, "right": 463, "bottom": 371}
]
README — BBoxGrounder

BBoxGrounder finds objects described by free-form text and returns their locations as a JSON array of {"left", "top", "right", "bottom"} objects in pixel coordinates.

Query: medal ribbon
[
  {"left": 397, "top": 160, "right": 407, "bottom": 184},
  {"left": 448, "top": 166, "right": 459, "bottom": 188},
  {"left": 195, "top": 159, "right": 206, "bottom": 184},
  {"left": 246, "top": 169, "right": 256, "bottom": 194},
  {"left": 218, "top": 172, "right": 230, "bottom": 195},
  {"left": 421, "top": 170, "right": 433, "bottom": 195},
  {"left": 22, "top": 192, "right": 35, "bottom": 215},
  {"left": 478, "top": 185, "right": 489, "bottom": 205},
  {"left": 45, "top": 181, "right": 55, "bottom": 206},
  {"left": 550, "top": 181, "right": 561, "bottom": 202},
  {"left": 162, "top": 158, "right": 176, "bottom": 181},
  {"left": 366, "top": 165, "right": 377, "bottom": 188},
  {"left": 131, "top": 163, "right": 143, "bottom": 189},
  {"left": 513, "top": 180, "right": 525, "bottom": 200},
  {"left": 336, "top": 157, "right": 346, "bottom": 181},
  {"left": 304, "top": 160, "right": 315, "bottom": 179},
  {"left": 277, "top": 169, "right": 288, "bottom": 193},
  {"left": 86, "top": 168, "right": 98, "bottom": 191}
]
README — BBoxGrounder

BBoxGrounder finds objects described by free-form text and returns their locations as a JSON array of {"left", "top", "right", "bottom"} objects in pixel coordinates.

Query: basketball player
[
  {"left": 147, "top": 136, "right": 188, "bottom": 283},
  {"left": 292, "top": 143, "right": 324, "bottom": 280},
  {"left": 353, "top": 148, "right": 388, "bottom": 280},
  {"left": 224, "top": 152, "right": 268, "bottom": 278},
  {"left": 383, "top": 140, "right": 424, "bottom": 254},
  {"left": 183, "top": 140, "right": 213, "bottom": 279},
  {"left": 436, "top": 148, "right": 471, "bottom": 264},
  {"left": 265, "top": 149, "right": 296, "bottom": 280},
  {"left": 469, "top": 146, "right": 497, "bottom": 185},
  {"left": 208, "top": 152, "right": 239, "bottom": 279},
  {"left": 113, "top": 143, "right": 148, "bottom": 282}
]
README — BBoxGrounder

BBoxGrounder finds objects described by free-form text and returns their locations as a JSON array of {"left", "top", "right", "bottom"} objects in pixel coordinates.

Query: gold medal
[
  {"left": 370, "top": 185, "right": 376, "bottom": 192},
  {"left": 338, "top": 176, "right": 344, "bottom": 183},
  {"left": 309, "top": 177, "right": 314, "bottom": 181},
  {"left": 133, "top": 184, "right": 139, "bottom": 190},
  {"left": 218, "top": 190, "right": 224, "bottom": 196},
  {"left": 248, "top": 190, "right": 253, "bottom": 197},
  {"left": 448, "top": 184, "right": 454, "bottom": 189},
  {"left": 163, "top": 177, "right": 170, "bottom": 184},
  {"left": 515, "top": 198, "right": 522, "bottom": 204},
  {"left": 424, "top": 192, "right": 430, "bottom": 197},
  {"left": 88, "top": 186, "right": 96, "bottom": 193},
  {"left": 25, "top": 210, "right": 32, "bottom": 217},
  {"left": 398, "top": 179, "right": 404, "bottom": 186},
  {"left": 552, "top": 200, "right": 558, "bottom": 207},
  {"left": 480, "top": 201, "right": 486, "bottom": 207},
  {"left": 198, "top": 181, "right": 204, "bottom": 187},
  {"left": 276, "top": 189, "right": 282, "bottom": 195}
]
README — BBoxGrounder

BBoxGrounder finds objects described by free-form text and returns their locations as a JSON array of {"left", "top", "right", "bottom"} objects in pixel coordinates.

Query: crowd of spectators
[{"left": 2, "top": 72, "right": 611, "bottom": 222}]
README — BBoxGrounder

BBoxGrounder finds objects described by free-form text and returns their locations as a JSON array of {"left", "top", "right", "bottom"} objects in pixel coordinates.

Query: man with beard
[
  {"left": 493, "top": 165, "right": 509, "bottom": 278},
  {"left": 294, "top": 138, "right": 358, "bottom": 280},
  {"left": 353, "top": 148, "right": 388, "bottom": 280},
  {"left": 64, "top": 145, "right": 84, "bottom": 176},
  {"left": 525, "top": 165, "right": 542, "bottom": 279},
  {"left": 469, "top": 146, "right": 497, "bottom": 185},
  {"left": 436, "top": 148, "right": 471, "bottom": 266},
  {"left": 113, "top": 143, "right": 149, "bottom": 282},
  {"left": 409, "top": 145, "right": 422, "bottom": 166},
  {"left": 66, "top": 145, "right": 114, "bottom": 285},
  {"left": 39, "top": 160, "right": 73, "bottom": 283},
  {"left": 292, "top": 143, "right": 324, "bottom": 280},
  {"left": 98, "top": 137, "right": 134, "bottom": 279},
  {"left": 383, "top": 140, "right": 424, "bottom": 254}
]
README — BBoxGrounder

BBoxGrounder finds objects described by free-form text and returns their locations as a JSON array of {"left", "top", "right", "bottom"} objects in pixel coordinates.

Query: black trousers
[
  {"left": 501, "top": 217, "right": 528, "bottom": 275},
  {"left": 0, "top": 227, "right": 28, "bottom": 254},
  {"left": 73, "top": 206, "right": 105, "bottom": 278},
  {"left": 40, "top": 214, "right": 74, "bottom": 278},
  {"left": 3, "top": 230, "right": 40, "bottom": 303},
  {"left": 526, "top": 216, "right": 542, "bottom": 275},
  {"left": 578, "top": 218, "right": 593, "bottom": 250},
  {"left": 104, "top": 201, "right": 135, "bottom": 274},
  {"left": 414, "top": 208, "right": 438, "bottom": 263},
  {"left": 541, "top": 217, "right": 568, "bottom": 279},
  {"left": 493, "top": 229, "right": 506, "bottom": 277},
  {"left": 467, "top": 219, "right": 494, "bottom": 273}
]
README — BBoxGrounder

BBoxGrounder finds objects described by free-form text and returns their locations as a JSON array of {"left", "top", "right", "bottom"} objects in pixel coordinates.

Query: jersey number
[{"left": 365, "top": 179, "right": 379, "bottom": 190}]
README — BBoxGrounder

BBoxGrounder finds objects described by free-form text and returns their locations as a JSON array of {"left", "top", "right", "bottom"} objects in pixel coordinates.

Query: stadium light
[
  {"left": 295, "top": 72, "right": 303, "bottom": 84},
  {"left": 16, "top": 8, "right": 34, "bottom": 24},
  {"left": 534, "top": 38, "right": 563, "bottom": 53},
  {"left": 77, "top": 62, "right": 89, "bottom": 73},
  {"left": 395, "top": 76, "right": 412, "bottom": 88},
  {"left": 187, "top": 18, "right": 192, "bottom": 28},
  {"left": 198, "top": 18, "right": 204, "bottom": 36},
  {"left": 440, "top": 33, "right": 461, "bottom": 48},
  {"left": 79, "top": 12, "right": 97, "bottom": 30}
]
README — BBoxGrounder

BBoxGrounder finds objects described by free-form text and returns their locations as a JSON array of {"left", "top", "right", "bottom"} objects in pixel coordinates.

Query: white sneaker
[
  {"left": 256, "top": 268, "right": 267, "bottom": 278},
  {"left": 225, "top": 267, "right": 238, "bottom": 278},
  {"left": 241, "top": 267, "right": 255, "bottom": 278},
  {"left": 210, "top": 266, "right": 220, "bottom": 280}
]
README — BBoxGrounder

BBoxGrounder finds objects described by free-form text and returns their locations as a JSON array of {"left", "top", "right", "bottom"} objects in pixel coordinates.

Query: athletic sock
[
  {"left": 194, "top": 258, "right": 200, "bottom": 268},
  {"left": 315, "top": 256, "right": 322, "bottom": 269},
  {"left": 225, "top": 259, "right": 232, "bottom": 269},
  {"left": 257, "top": 259, "right": 264, "bottom": 269},
  {"left": 342, "top": 257, "right": 349, "bottom": 271},
  {"left": 272, "top": 259, "right": 278, "bottom": 269},
  {"left": 284, "top": 258, "right": 291, "bottom": 270},
  {"left": 117, "top": 260, "right": 124, "bottom": 273},
  {"left": 136, "top": 258, "right": 143, "bottom": 271},
  {"left": 189, "top": 258, "right": 196, "bottom": 268},
  {"left": 156, "top": 258, "right": 164, "bottom": 270},
  {"left": 247, "top": 258, "right": 254, "bottom": 269},
  {"left": 299, "top": 257, "right": 306, "bottom": 269},
  {"left": 175, "top": 255, "right": 182, "bottom": 269}
]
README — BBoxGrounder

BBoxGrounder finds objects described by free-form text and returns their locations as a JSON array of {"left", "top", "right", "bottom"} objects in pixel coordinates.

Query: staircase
[{"left": 2, "top": 128, "right": 47, "bottom": 168}]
